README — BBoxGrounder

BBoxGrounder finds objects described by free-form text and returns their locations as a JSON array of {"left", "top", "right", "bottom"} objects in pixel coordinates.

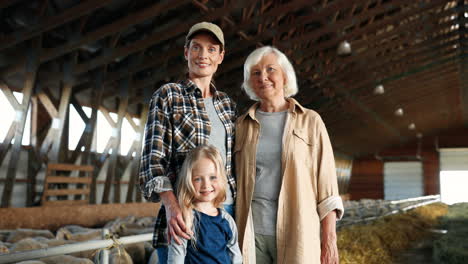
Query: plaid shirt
[{"left": 139, "top": 79, "right": 237, "bottom": 247}]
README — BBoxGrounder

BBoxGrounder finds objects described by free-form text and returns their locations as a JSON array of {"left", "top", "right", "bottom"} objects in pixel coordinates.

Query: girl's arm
[
  {"left": 167, "top": 237, "right": 188, "bottom": 264},
  {"left": 223, "top": 210, "right": 243, "bottom": 264}
]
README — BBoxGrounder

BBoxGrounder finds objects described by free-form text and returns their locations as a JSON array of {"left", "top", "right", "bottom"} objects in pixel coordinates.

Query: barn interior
[{"left": 0, "top": 0, "right": 468, "bottom": 263}]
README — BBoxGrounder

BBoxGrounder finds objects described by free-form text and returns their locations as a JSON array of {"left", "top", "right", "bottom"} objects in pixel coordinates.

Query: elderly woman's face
[{"left": 249, "top": 53, "right": 286, "bottom": 101}]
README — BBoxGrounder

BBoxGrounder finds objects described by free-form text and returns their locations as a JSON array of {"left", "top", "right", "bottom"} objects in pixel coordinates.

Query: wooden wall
[
  {"left": 348, "top": 149, "right": 440, "bottom": 200},
  {"left": 348, "top": 158, "right": 384, "bottom": 200},
  {"left": 422, "top": 151, "right": 440, "bottom": 195}
]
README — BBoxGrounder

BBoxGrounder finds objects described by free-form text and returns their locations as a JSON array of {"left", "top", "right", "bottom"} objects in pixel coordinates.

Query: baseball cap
[{"left": 186, "top": 22, "right": 224, "bottom": 47}]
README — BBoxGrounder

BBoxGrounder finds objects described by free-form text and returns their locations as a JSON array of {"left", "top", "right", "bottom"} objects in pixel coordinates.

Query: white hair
[{"left": 241, "top": 46, "right": 298, "bottom": 101}]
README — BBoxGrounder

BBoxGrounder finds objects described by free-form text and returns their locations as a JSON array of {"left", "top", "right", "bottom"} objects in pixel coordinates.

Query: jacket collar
[{"left": 240, "top": 97, "right": 306, "bottom": 122}]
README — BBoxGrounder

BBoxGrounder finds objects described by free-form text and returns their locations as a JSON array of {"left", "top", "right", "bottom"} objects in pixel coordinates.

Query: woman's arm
[
  {"left": 139, "top": 85, "right": 190, "bottom": 243},
  {"left": 320, "top": 210, "right": 339, "bottom": 264}
]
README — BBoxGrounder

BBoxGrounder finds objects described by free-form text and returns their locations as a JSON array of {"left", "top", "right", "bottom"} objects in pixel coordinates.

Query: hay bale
[
  {"left": 7, "top": 229, "right": 54, "bottom": 243},
  {"left": 338, "top": 202, "right": 448, "bottom": 264},
  {"left": 433, "top": 203, "right": 468, "bottom": 264}
]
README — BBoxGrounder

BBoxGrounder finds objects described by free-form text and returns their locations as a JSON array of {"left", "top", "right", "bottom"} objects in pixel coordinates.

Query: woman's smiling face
[
  {"left": 184, "top": 33, "right": 224, "bottom": 80},
  {"left": 249, "top": 53, "right": 287, "bottom": 101}
]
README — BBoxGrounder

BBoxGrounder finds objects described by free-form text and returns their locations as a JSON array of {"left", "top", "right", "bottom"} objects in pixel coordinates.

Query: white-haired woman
[{"left": 234, "top": 46, "right": 344, "bottom": 264}]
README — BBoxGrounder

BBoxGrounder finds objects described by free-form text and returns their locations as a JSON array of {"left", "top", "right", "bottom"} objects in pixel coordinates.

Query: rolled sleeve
[
  {"left": 315, "top": 116, "right": 343, "bottom": 221},
  {"left": 318, "top": 196, "right": 344, "bottom": 221},
  {"left": 139, "top": 87, "right": 174, "bottom": 202}
]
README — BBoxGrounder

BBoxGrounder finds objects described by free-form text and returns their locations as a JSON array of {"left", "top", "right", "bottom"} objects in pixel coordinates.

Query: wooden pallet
[{"left": 41, "top": 163, "right": 94, "bottom": 206}]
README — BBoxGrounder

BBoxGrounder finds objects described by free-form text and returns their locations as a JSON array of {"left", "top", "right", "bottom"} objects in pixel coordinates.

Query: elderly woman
[{"left": 234, "top": 46, "right": 344, "bottom": 264}]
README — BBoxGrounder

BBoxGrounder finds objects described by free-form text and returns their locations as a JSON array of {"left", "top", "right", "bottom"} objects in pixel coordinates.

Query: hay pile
[
  {"left": 433, "top": 203, "right": 468, "bottom": 264},
  {"left": 338, "top": 202, "right": 448, "bottom": 264}
]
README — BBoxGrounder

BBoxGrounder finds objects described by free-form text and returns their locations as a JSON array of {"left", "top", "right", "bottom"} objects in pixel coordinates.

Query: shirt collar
[
  {"left": 181, "top": 79, "right": 219, "bottom": 98},
  {"left": 242, "top": 97, "right": 305, "bottom": 122}
]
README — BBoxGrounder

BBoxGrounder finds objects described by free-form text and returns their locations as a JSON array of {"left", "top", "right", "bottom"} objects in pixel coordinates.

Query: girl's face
[
  {"left": 184, "top": 33, "right": 224, "bottom": 80},
  {"left": 191, "top": 157, "right": 220, "bottom": 204}
]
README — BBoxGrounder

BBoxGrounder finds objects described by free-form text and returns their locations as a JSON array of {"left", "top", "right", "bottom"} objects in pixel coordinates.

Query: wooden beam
[
  {"left": 0, "top": 0, "right": 188, "bottom": 79},
  {"left": 0, "top": 83, "right": 21, "bottom": 110},
  {"left": 315, "top": 18, "right": 457, "bottom": 81},
  {"left": 457, "top": 0, "right": 468, "bottom": 125},
  {"left": 0, "top": 123, "right": 16, "bottom": 165},
  {"left": 40, "top": 0, "right": 188, "bottom": 64},
  {"left": 126, "top": 104, "right": 148, "bottom": 203},
  {"left": 85, "top": 71, "right": 104, "bottom": 204},
  {"left": 74, "top": 5, "right": 234, "bottom": 75},
  {"left": 0, "top": 0, "right": 21, "bottom": 9},
  {"left": 105, "top": 0, "right": 305, "bottom": 92},
  {"left": 102, "top": 79, "right": 129, "bottom": 204},
  {"left": 293, "top": 0, "right": 450, "bottom": 72},
  {"left": 70, "top": 95, "right": 90, "bottom": 124},
  {"left": 26, "top": 148, "right": 39, "bottom": 206},
  {"left": 0, "top": 0, "right": 115, "bottom": 51},
  {"left": 313, "top": 31, "right": 460, "bottom": 99},
  {"left": 37, "top": 92, "right": 59, "bottom": 118},
  {"left": 1, "top": 45, "right": 38, "bottom": 208}
]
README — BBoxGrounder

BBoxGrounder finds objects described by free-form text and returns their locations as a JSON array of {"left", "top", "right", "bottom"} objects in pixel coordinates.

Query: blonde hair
[
  {"left": 176, "top": 145, "right": 227, "bottom": 237},
  {"left": 242, "top": 46, "right": 298, "bottom": 101}
]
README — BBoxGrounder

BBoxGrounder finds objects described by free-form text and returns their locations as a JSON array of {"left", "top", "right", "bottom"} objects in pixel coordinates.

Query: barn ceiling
[{"left": 0, "top": 0, "right": 467, "bottom": 157}]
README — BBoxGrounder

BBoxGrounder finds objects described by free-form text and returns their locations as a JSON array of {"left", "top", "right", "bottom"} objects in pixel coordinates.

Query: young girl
[{"left": 167, "top": 145, "right": 242, "bottom": 264}]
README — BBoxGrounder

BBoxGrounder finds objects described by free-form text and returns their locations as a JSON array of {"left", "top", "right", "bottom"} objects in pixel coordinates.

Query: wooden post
[
  {"left": 87, "top": 71, "right": 104, "bottom": 203},
  {"left": 1, "top": 46, "right": 38, "bottom": 207},
  {"left": 49, "top": 61, "right": 73, "bottom": 162},
  {"left": 457, "top": 0, "right": 468, "bottom": 125},
  {"left": 102, "top": 79, "right": 129, "bottom": 204},
  {"left": 126, "top": 104, "right": 148, "bottom": 203}
]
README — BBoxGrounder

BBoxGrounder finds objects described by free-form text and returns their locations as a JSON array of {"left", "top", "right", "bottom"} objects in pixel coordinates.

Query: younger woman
[{"left": 168, "top": 145, "right": 242, "bottom": 264}]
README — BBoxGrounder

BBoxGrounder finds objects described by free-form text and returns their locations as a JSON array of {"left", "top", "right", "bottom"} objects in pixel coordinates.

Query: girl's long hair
[{"left": 176, "top": 145, "right": 227, "bottom": 240}]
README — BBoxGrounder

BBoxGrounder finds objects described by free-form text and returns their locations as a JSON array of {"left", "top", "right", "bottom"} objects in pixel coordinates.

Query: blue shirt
[{"left": 168, "top": 209, "right": 242, "bottom": 264}]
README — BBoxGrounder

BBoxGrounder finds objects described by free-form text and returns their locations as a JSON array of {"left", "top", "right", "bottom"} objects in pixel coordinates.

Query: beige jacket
[{"left": 234, "top": 98, "right": 344, "bottom": 264}]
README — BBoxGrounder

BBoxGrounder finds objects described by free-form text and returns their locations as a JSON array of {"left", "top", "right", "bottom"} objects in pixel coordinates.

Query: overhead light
[
  {"left": 394, "top": 108, "right": 404, "bottom": 116},
  {"left": 465, "top": 12, "right": 468, "bottom": 18},
  {"left": 337, "top": 40, "right": 352, "bottom": 56},
  {"left": 408, "top": 123, "right": 416, "bottom": 130},
  {"left": 374, "top": 84, "right": 385, "bottom": 94}
]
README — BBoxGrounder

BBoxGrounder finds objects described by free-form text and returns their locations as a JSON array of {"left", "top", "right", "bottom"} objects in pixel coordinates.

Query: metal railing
[
  {"left": 0, "top": 230, "right": 153, "bottom": 264},
  {"left": 338, "top": 195, "right": 441, "bottom": 227}
]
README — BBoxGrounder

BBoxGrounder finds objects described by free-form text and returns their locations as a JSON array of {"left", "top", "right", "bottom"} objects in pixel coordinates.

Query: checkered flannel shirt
[{"left": 139, "top": 79, "right": 237, "bottom": 247}]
